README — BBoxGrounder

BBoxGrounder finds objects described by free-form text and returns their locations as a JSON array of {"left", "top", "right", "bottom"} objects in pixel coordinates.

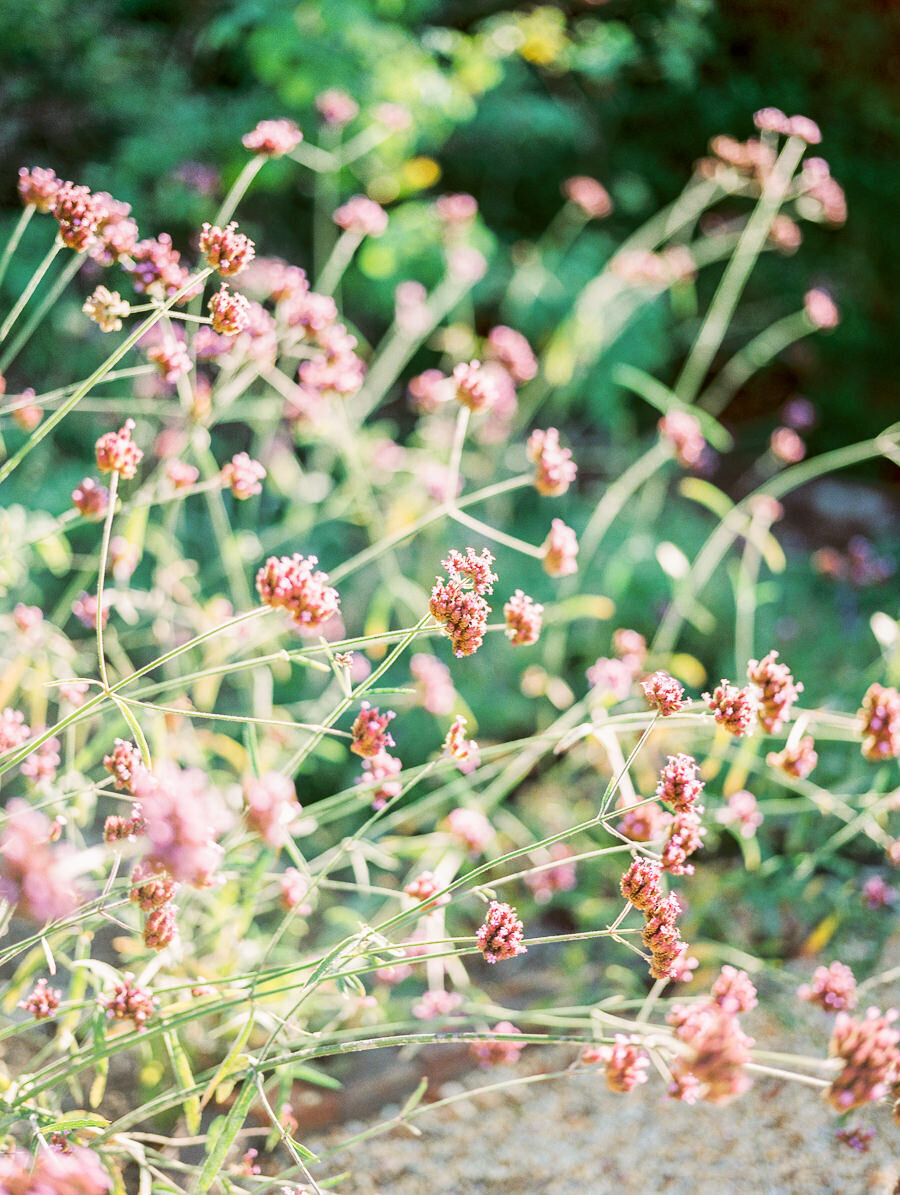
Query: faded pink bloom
[
  {"left": 83, "top": 285, "right": 130, "bottom": 332},
  {"left": 768, "top": 214, "right": 803, "bottom": 254},
  {"left": 523, "top": 844, "right": 577, "bottom": 903},
  {"left": 133, "top": 764, "right": 232, "bottom": 888},
  {"left": 242, "top": 118, "right": 302, "bottom": 157},
  {"left": 103, "top": 739, "right": 145, "bottom": 793},
  {"left": 350, "top": 703, "right": 396, "bottom": 759},
  {"left": 470, "top": 1022, "right": 526, "bottom": 1067},
  {"left": 19, "top": 976, "right": 62, "bottom": 1019},
  {"left": 429, "top": 580, "right": 490, "bottom": 658},
  {"left": 600, "top": 1035, "right": 650, "bottom": 1093},
  {"left": 72, "top": 476, "right": 110, "bottom": 518},
  {"left": 661, "top": 810, "right": 706, "bottom": 876},
  {"left": 451, "top": 360, "right": 497, "bottom": 413},
  {"left": 668, "top": 1000, "right": 754, "bottom": 1104},
  {"left": 166, "top": 459, "right": 199, "bottom": 489},
  {"left": 562, "top": 175, "right": 613, "bottom": 219},
  {"left": 410, "top": 653, "right": 455, "bottom": 715},
  {"left": 90, "top": 192, "right": 139, "bottom": 266},
  {"left": 413, "top": 989, "right": 464, "bottom": 1019},
  {"left": 72, "top": 591, "right": 111, "bottom": 630},
  {"left": 284, "top": 288, "right": 337, "bottom": 334},
  {"left": 52, "top": 181, "right": 103, "bottom": 251},
  {"left": 394, "top": 280, "right": 430, "bottom": 336},
  {"left": 484, "top": 325, "right": 537, "bottom": 385},
  {"left": 442, "top": 547, "right": 497, "bottom": 595},
  {"left": 208, "top": 283, "right": 250, "bottom": 335},
  {"left": 17, "top": 166, "right": 62, "bottom": 211},
  {"left": 404, "top": 871, "right": 448, "bottom": 909},
  {"left": 59, "top": 681, "right": 90, "bottom": 707},
  {"left": 798, "top": 961, "right": 858, "bottom": 1012},
  {"left": 99, "top": 972, "right": 158, "bottom": 1029},
  {"left": 222, "top": 452, "right": 266, "bottom": 500},
  {"left": 129, "top": 865, "right": 177, "bottom": 911},
  {"left": 443, "top": 715, "right": 480, "bottom": 773},
  {"left": 542, "top": 518, "right": 578, "bottom": 577},
  {"left": 125, "top": 233, "right": 196, "bottom": 301},
  {"left": 0, "top": 1147, "right": 111, "bottom": 1194},
  {"left": 641, "top": 671, "right": 685, "bottom": 716},
  {"left": 333, "top": 195, "right": 388, "bottom": 238},
  {"left": 703, "top": 680, "right": 757, "bottom": 737},
  {"left": 716, "top": 789, "right": 763, "bottom": 838},
  {"left": 13, "top": 603, "right": 42, "bottom": 633},
  {"left": 0, "top": 800, "right": 83, "bottom": 924},
  {"left": 527, "top": 427, "right": 577, "bottom": 496},
  {"left": 767, "top": 736, "right": 818, "bottom": 778},
  {"left": 375, "top": 102, "right": 412, "bottom": 130},
  {"left": 643, "top": 892, "right": 688, "bottom": 980},
  {"left": 620, "top": 857, "right": 663, "bottom": 913},
  {"left": 503, "top": 590, "right": 543, "bottom": 646},
  {"left": 446, "top": 245, "right": 487, "bottom": 282},
  {"left": 656, "top": 753, "right": 705, "bottom": 813},
  {"left": 147, "top": 338, "right": 191, "bottom": 384},
  {"left": 770, "top": 426, "right": 806, "bottom": 464},
  {"left": 21, "top": 734, "right": 61, "bottom": 785},
  {"left": 747, "top": 650, "right": 803, "bottom": 734},
  {"left": 435, "top": 193, "right": 478, "bottom": 226},
  {"left": 199, "top": 222, "right": 256, "bottom": 276},
  {"left": 256, "top": 553, "right": 340, "bottom": 632},
  {"left": 659, "top": 409, "right": 706, "bottom": 468},
  {"left": 586, "top": 656, "right": 633, "bottom": 703},
  {"left": 95, "top": 418, "right": 143, "bottom": 479},
  {"left": 357, "top": 750, "right": 403, "bottom": 810},
  {"left": 826, "top": 1007, "right": 900, "bottom": 1112},
  {"left": 447, "top": 807, "right": 492, "bottom": 854},
  {"left": 611, "top": 628, "right": 646, "bottom": 672},
  {"left": 787, "top": 114, "right": 822, "bottom": 144},
  {"left": 858, "top": 683, "right": 900, "bottom": 762},
  {"left": 753, "top": 107, "right": 791, "bottom": 135},
  {"left": 143, "top": 903, "right": 178, "bottom": 951},
  {"left": 279, "top": 867, "right": 312, "bottom": 914},
  {"left": 104, "top": 806, "right": 145, "bottom": 843},
  {"left": 804, "top": 287, "right": 840, "bottom": 329},
  {"left": 0, "top": 708, "right": 31, "bottom": 753},
  {"left": 244, "top": 772, "right": 301, "bottom": 846},
  {"left": 173, "top": 161, "right": 220, "bottom": 195},
  {"left": 862, "top": 875, "right": 896, "bottom": 910},
  {"left": 315, "top": 89, "right": 358, "bottom": 127},
  {"left": 617, "top": 798, "right": 665, "bottom": 843},
  {"left": 712, "top": 966, "right": 758, "bottom": 1014}
]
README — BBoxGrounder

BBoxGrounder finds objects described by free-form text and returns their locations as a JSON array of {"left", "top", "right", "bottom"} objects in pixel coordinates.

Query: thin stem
[
  {"left": 0, "top": 251, "right": 84, "bottom": 373},
  {"left": 0, "top": 206, "right": 35, "bottom": 290},
  {"left": 315, "top": 228, "right": 363, "bottom": 296},
  {"left": 445, "top": 405, "right": 470, "bottom": 502},
  {"left": 95, "top": 472, "right": 120, "bottom": 690},
  {"left": 0, "top": 238, "right": 64, "bottom": 344},
  {"left": 215, "top": 156, "right": 266, "bottom": 227},
  {"left": 448, "top": 507, "right": 544, "bottom": 559},
  {"left": 698, "top": 309, "right": 812, "bottom": 418}
]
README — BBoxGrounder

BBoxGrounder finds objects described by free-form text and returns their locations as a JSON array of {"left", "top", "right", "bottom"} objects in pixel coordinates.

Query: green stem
[
  {"left": 315, "top": 228, "right": 363, "bottom": 296},
  {"left": 95, "top": 471, "right": 120, "bottom": 690},
  {"left": 697, "top": 309, "right": 812, "bottom": 417},
  {"left": 0, "top": 206, "right": 35, "bottom": 291},
  {"left": 215, "top": 156, "right": 266, "bottom": 227},
  {"left": 448, "top": 507, "right": 544, "bottom": 558},
  {"left": 445, "top": 404, "right": 470, "bottom": 502},
  {"left": 0, "top": 251, "right": 84, "bottom": 373},
  {"left": 0, "top": 238, "right": 64, "bottom": 344}
]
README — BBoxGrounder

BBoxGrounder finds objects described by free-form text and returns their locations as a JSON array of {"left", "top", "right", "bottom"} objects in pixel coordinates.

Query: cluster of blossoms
[
  {"left": 242, "top": 118, "right": 302, "bottom": 157},
  {"left": 98, "top": 972, "right": 158, "bottom": 1030},
  {"left": 333, "top": 195, "right": 388, "bottom": 238},
  {"left": 0, "top": 707, "right": 31, "bottom": 753},
  {"left": 199, "top": 221, "right": 256, "bottom": 276},
  {"left": 71, "top": 476, "right": 109, "bottom": 519},
  {"left": 404, "top": 871, "right": 448, "bottom": 910},
  {"left": 21, "top": 733, "right": 61, "bottom": 786},
  {"left": 857, "top": 683, "right": 900, "bottom": 762},
  {"left": 451, "top": 360, "right": 498, "bottom": 413},
  {"left": 470, "top": 1021, "right": 526, "bottom": 1067},
  {"left": 658, "top": 409, "right": 706, "bottom": 469},
  {"left": 0, "top": 1147, "right": 110, "bottom": 1194},
  {"left": 812, "top": 535, "right": 895, "bottom": 588},
  {"left": 103, "top": 738, "right": 146, "bottom": 793},
  {"left": 83, "top": 285, "right": 130, "bottom": 333},
  {"left": 209, "top": 283, "right": 251, "bottom": 335},
  {"left": 746, "top": 651, "right": 803, "bottom": 733},
  {"left": 503, "top": 590, "right": 543, "bottom": 646},
  {"left": 132, "top": 764, "right": 232, "bottom": 888},
  {"left": 447, "top": 806, "right": 493, "bottom": 855},
  {"left": 316, "top": 89, "right": 358, "bottom": 127},
  {"left": 19, "top": 976, "right": 62, "bottom": 1019},
  {"left": 703, "top": 678, "right": 757, "bottom": 737},
  {"left": 244, "top": 772, "right": 301, "bottom": 847},
  {"left": 541, "top": 518, "right": 578, "bottom": 577},
  {"left": 350, "top": 703, "right": 396, "bottom": 759},
  {"left": 766, "top": 735, "right": 818, "bottom": 778},
  {"left": 527, "top": 427, "right": 577, "bottom": 496},
  {"left": 222, "top": 452, "right": 266, "bottom": 500},
  {"left": 582, "top": 1036, "right": 649, "bottom": 1093},
  {"left": 475, "top": 901, "right": 528, "bottom": 964},
  {"left": 126, "top": 232, "right": 197, "bottom": 301},
  {"left": 716, "top": 789, "right": 764, "bottom": 838},
  {"left": 826, "top": 1007, "right": 900, "bottom": 1112},
  {"left": 442, "top": 715, "right": 480, "bottom": 774},
  {"left": 256, "top": 553, "right": 340, "bottom": 632},
  {"left": 357, "top": 748, "right": 403, "bottom": 810},
  {"left": 146, "top": 335, "right": 192, "bottom": 385},
  {"left": 798, "top": 961, "right": 858, "bottom": 1012},
  {"left": 429, "top": 547, "right": 496, "bottom": 658},
  {"left": 0, "top": 800, "right": 83, "bottom": 924},
  {"left": 410, "top": 653, "right": 455, "bottom": 715},
  {"left": 128, "top": 862, "right": 179, "bottom": 952},
  {"left": 95, "top": 418, "right": 143, "bottom": 480},
  {"left": 413, "top": 988, "right": 464, "bottom": 1020},
  {"left": 620, "top": 857, "right": 691, "bottom": 980},
  {"left": 641, "top": 670, "right": 685, "bottom": 716},
  {"left": 666, "top": 967, "right": 758, "bottom": 1104}
]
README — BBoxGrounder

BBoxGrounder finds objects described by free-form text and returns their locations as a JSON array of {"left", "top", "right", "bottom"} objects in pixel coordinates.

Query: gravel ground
[{"left": 308, "top": 998, "right": 900, "bottom": 1193}]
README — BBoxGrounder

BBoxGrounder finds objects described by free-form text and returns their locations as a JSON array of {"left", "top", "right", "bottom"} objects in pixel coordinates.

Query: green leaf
[
  {"left": 42, "top": 1112, "right": 110, "bottom": 1133},
  {"left": 400, "top": 1076, "right": 428, "bottom": 1117},
  {"left": 110, "top": 697, "right": 152, "bottom": 771},
  {"left": 193, "top": 1073, "right": 257, "bottom": 1195},
  {"left": 163, "top": 1029, "right": 201, "bottom": 1135},
  {"left": 199, "top": 1014, "right": 255, "bottom": 1111}
]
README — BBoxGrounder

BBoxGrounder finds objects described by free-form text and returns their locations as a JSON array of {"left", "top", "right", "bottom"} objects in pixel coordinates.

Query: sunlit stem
[
  {"left": 0, "top": 205, "right": 35, "bottom": 291},
  {"left": 698, "top": 309, "right": 813, "bottom": 417},
  {"left": 315, "top": 228, "right": 363, "bottom": 296},
  {"left": 0, "top": 238, "right": 65, "bottom": 344},
  {"left": 448, "top": 507, "right": 544, "bottom": 559},
  {"left": 214, "top": 155, "right": 266, "bottom": 228},
  {"left": 445, "top": 405, "right": 470, "bottom": 502},
  {"left": 95, "top": 472, "right": 120, "bottom": 690}
]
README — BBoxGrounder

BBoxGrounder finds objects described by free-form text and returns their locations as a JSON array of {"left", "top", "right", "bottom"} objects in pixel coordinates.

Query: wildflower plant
[{"left": 0, "top": 96, "right": 897, "bottom": 1192}]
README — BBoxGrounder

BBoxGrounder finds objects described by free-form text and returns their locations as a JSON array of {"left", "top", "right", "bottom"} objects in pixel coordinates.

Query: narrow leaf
[
  {"left": 163, "top": 1029, "right": 201, "bottom": 1135},
  {"left": 192, "top": 1072, "right": 256, "bottom": 1195},
  {"left": 199, "top": 1014, "right": 254, "bottom": 1111}
]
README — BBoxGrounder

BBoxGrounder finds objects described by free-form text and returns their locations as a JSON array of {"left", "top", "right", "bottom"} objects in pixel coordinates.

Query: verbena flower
[
  {"left": 404, "top": 871, "right": 448, "bottom": 909},
  {"left": 17, "top": 165, "right": 62, "bottom": 211},
  {"left": 199, "top": 221, "right": 256, "bottom": 276},
  {"left": 256, "top": 553, "right": 340, "bottom": 632},
  {"left": 503, "top": 590, "right": 543, "bottom": 646},
  {"left": 0, "top": 1146, "right": 111, "bottom": 1194},
  {"left": 350, "top": 703, "right": 396, "bottom": 758},
  {"left": 858, "top": 683, "right": 900, "bottom": 762},
  {"left": 222, "top": 452, "right": 266, "bottom": 500},
  {"left": 315, "top": 89, "right": 358, "bottom": 127},
  {"left": 147, "top": 338, "right": 192, "bottom": 384},
  {"left": 19, "top": 976, "right": 62, "bottom": 1019},
  {"left": 716, "top": 789, "right": 763, "bottom": 838},
  {"left": 766, "top": 736, "right": 818, "bottom": 778},
  {"left": 129, "top": 864, "right": 177, "bottom": 911},
  {"left": 746, "top": 650, "right": 803, "bottom": 734},
  {"left": 711, "top": 966, "right": 758, "bottom": 1014},
  {"left": 99, "top": 972, "right": 158, "bottom": 1029},
  {"left": 798, "top": 961, "right": 858, "bottom": 1012},
  {"left": 244, "top": 772, "right": 300, "bottom": 846},
  {"left": 826, "top": 1007, "right": 900, "bottom": 1112},
  {"left": 703, "top": 679, "right": 757, "bottom": 737},
  {"left": 484, "top": 325, "right": 537, "bottom": 384},
  {"left": 208, "top": 282, "right": 250, "bottom": 334},
  {"left": 661, "top": 810, "right": 706, "bottom": 876},
  {"left": 52, "top": 181, "right": 103, "bottom": 251},
  {"left": 125, "top": 233, "right": 196, "bottom": 301},
  {"left": 133, "top": 764, "right": 232, "bottom": 888},
  {"left": 95, "top": 419, "right": 143, "bottom": 479},
  {"left": 0, "top": 800, "right": 83, "bottom": 924},
  {"left": 447, "top": 807, "right": 492, "bottom": 854},
  {"left": 103, "top": 739, "right": 145, "bottom": 793},
  {"left": 656, "top": 753, "right": 705, "bottom": 813},
  {"left": 600, "top": 1035, "right": 650, "bottom": 1093},
  {"left": 333, "top": 195, "right": 388, "bottom": 237},
  {"left": 541, "top": 518, "right": 578, "bottom": 577},
  {"left": 527, "top": 427, "right": 577, "bottom": 496},
  {"left": 442, "top": 715, "right": 480, "bottom": 773},
  {"left": 470, "top": 1021, "right": 525, "bottom": 1067},
  {"left": 0, "top": 707, "right": 31, "bottom": 752},
  {"left": 21, "top": 733, "right": 61, "bottom": 785},
  {"left": 667, "top": 1000, "right": 754, "bottom": 1104},
  {"left": 83, "top": 285, "right": 130, "bottom": 332},
  {"left": 410, "top": 653, "right": 455, "bottom": 715},
  {"left": 357, "top": 749, "right": 403, "bottom": 810},
  {"left": 413, "top": 989, "right": 463, "bottom": 1019},
  {"left": 451, "top": 360, "right": 497, "bottom": 412},
  {"left": 641, "top": 670, "right": 685, "bottom": 716},
  {"left": 242, "top": 118, "right": 302, "bottom": 157},
  {"left": 523, "top": 844, "right": 576, "bottom": 903}
]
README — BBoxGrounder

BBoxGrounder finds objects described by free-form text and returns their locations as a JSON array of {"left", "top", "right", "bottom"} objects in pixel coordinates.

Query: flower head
[
  {"left": 503, "top": 590, "right": 543, "bottom": 646},
  {"left": 256, "top": 553, "right": 340, "bottom": 632},
  {"left": 641, "top": 671, "right": 685, "bottom": 716},
  {"left": 244, "top": 772, "right": 301, "bottom": 846},
  {"left": 470, "top": 1022, "right": 525, "bottom": 1067},
  {"left": 99, "top": 972, "right": 158, "bottom": 1029},
  {"left": 703, "top": 680, "right": 757, "bottom": 737},
  {"left": 541, "top": 518, "right": 578, "bottom": 577},
  {"left": 447, "top": 807, "right": 492, "bottom": 854},
  {"left": 350, "top": 703, "right": 396, "bottom": 759},
  {"left": 209, "top": 283, "right": 250, "bottom": 334},
  {"left": 52, "top": 181, "right": 103, "bottom": 251},
  {"left": 199, "top": 221, "right": 256, "bottom": 276},
  {"left": 476, "top": 901, "right": 527, "bottom": 964},
  {"left": 222, "top": 452, "right": 266, "bottom": 500},
  {"left": 656, "top": 753, "right": 705, "bottom": 813},
  {"left": 827, "top": 1007, "right": 900, "bottom": 1112},
  {"left": 858, "top": 683, "right": 900, "bottom": 762},
  {"left": 451, "top": 360, "right": 497, "bottom": 412},
  {"left": 83, "top": 286, "right": 130, "bottom": 333},
  {"left": 746, "top": 650, "right": 803, "bottom": 734},
  {"left": 333, "top": 195, "right": 388, "bottom": 238},
  {"left": 17, "top": 166, "right": 62, "bottom": 211},
  {"left": 19, "top": 977, "right": 62, "bottom": 1019},
  {"left": 766, "top": 736, "right": 818, "bottom": 778},
  {"left": 95, "top": 419, "right": 142, "bottom": 479},
  {"left": 242, "top": 119, "right": 302, "bottom": 157},
  {"left": 315, "top": 90, "right": 358, "bottom": 127},
  {"left": 442, "top": 715, "right": 480, "bottom": 773},
  {"left": 798, "top": 961, "right": 858, "bottom": 1012},
  {"left": 133, "top": 764, "right": 232, "bottom": 888},
  {"left": 527, "top": 427, "right": 577, "bottom": 496}
]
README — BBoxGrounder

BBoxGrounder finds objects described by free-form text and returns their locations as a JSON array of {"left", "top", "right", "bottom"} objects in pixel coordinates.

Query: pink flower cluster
[
  {"left": 357, "top": 749, "right": 403, "bottom": 810},
  {"left": 125, "top": 232, "right": 197, "bottom": 301},
  {"left": 703, "top": 679, "right": 757, "bottom": 737},
  {"left": 594, "top": 1035, "right": 650, "bottom": 1093},
  {"left": 470, "top": 1021, "right": 526, "bottom": 1067},
  {"left": 484, "top": 325, "right": 537, "bottom": 385},
  {"left": 826, "top": 1007, "right": 900, "bottom": 1112},
  {"left": 222, "top": 452, "right": 266, "bottom": 500},
  {"left": 242, "top": 118, "right": 302, "bottom": 157},
  {"left": 858, "top": 683, "right": 900, "bottom": 762},
  {"left": 99, "top": 972, "right": 158, "bottom": 1029},
  {"left": 103, "top": 739, "right": 145, "bottom": 793},
  {"left": 659, "top": 409, "right": 706, "bottom": 468},
  {"left": 95, "top": 418, "right": 143, "bottom": 480},
  {"left": 72, "top": 476, "right": 110, "bottom": 518},
  {"left": 256, "top": 553, "right": 341, "bottom": 633},
  {"left": 798, "top": 961, "right": 858, "bottom": 1012},
  {"left": 199, "top": 221, "right": 256, "bottom": 276},
  {"left": 18, "top": 166, "right": 62, "bottom": 211},
  {"left": 316, "top": 89, "right": 358, "bottom": 127},
  {"left": 746, "top": 651, "right": 803, "bottom": 733},
  {"left": 451, "top": 360, "right": 497, "bottom": 413},
  {"left": 414, "top": 988, "right": 463, "bottom": 1020},
  {"left": 541, "top": 518, "right": 578, "bottom": 577},
  {"left": 133, "top": 764, "right": 232, "bottom": 888},
  {"left": 209, "top": 283, "right": 250, "bottom": 335},
  {"left": 333, "top": 195, "right": 388, "bottom": 238},
  {"left": 656, "top": 753, "right": 705, "bottom": 813},
  {"left": 429, "top": 547, "right": 496, "bottom": 658},
  {"left": 766, "top": 735, "right": 818, "bottom": 778},
  {"left": 410, "top": 653, "right": 455, "bottom": 715},
  {"left": 0, "top": 707, "right": 31, "bottom": 753},
  {"left": 442, "top": 714, "right": 481, "bottom": 774},
  {"left": 667, "top": 973, "right": 756, "bottom": 1104},
  {"left": 52, "top": 181, "right": 104, "bottom": 252},
  {"left": 404, "top": 871, "right": 448, "bottom": 909},
  {"left": 19, "top": 976, "right": 62, "bottom": 1019},
  {"left": 21, "top": 733, "right": 61, "bottom": 785},
  {"left": 244, "top": 772, "right": 301, "bottom": 846},
  {"left": 716, "top": 789, "right": 763, "bottom": 839},
  {"left": 503, "top": 590, "right": 543, "bottom": 646},
  {"left": 350, "top": 703, "right": 396, "bottom": 758},
  {"left": 0, "top": 800, "right": 83, "bottom": 924},
  {"left": 641, "top": 670, "right": 685, "bottom": 716},
  {"left": 447, "top": 807, "right": 492, "bottom": 854},
  {"left": 620, "top": 857, "right": 690, "bottom": 980},
  {"left": 527, "top": 427, "right": 577, "bottom": 496},
  {"left": 0, "top": 1147, "right": 110, "bottom": 1195}
]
